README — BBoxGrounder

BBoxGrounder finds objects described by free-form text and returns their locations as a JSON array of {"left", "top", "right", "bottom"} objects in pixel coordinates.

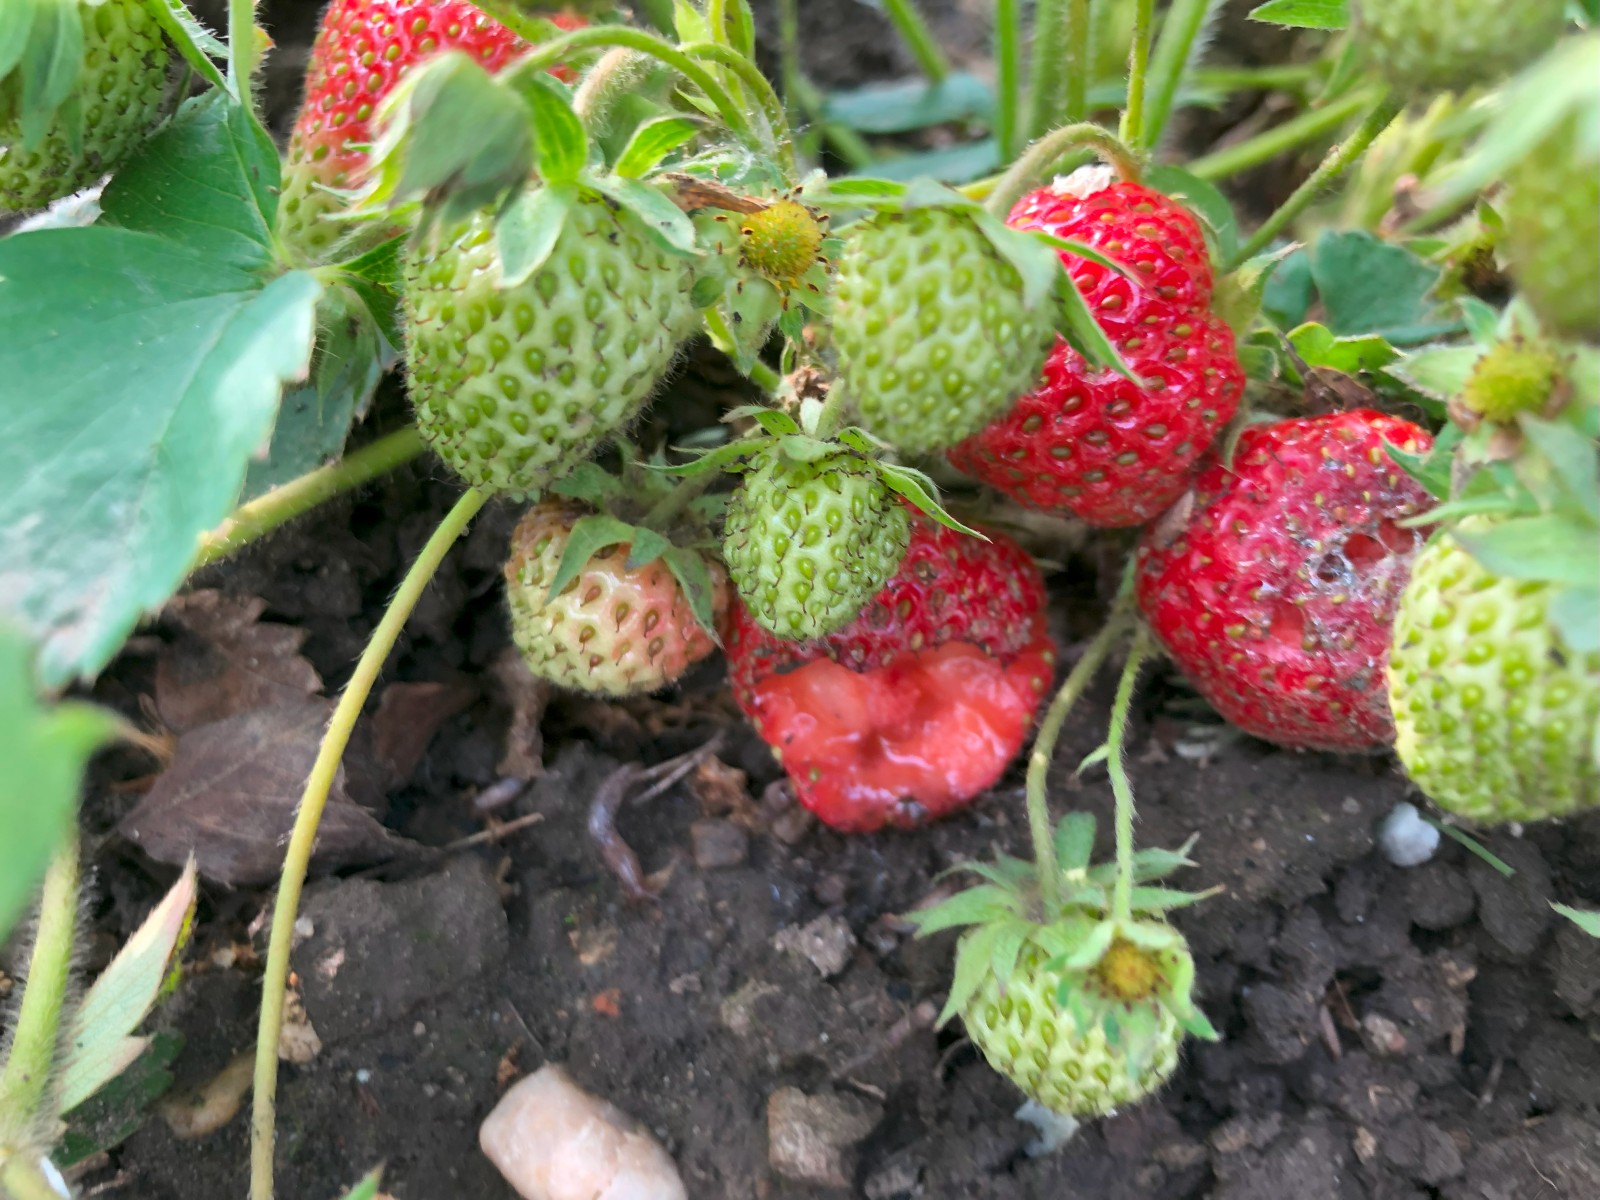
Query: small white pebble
[
  {"left": 38, "top": 1157, "right": 71, "bottom": 1198},
  {"left": 1015, "top": 1100, "right": 1080, "bottom": 1157},
  {"left": 356, "top": 1069, "right": 372, "bottom": 1084},
  {"left": 1379, "top": 802, "right": 1440, "bottom": 867}
]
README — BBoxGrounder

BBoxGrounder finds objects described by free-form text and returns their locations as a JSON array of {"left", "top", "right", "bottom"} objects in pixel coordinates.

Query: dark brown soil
[{"left": 35, "top": 2, "right": 1600, "bottom": 1197}]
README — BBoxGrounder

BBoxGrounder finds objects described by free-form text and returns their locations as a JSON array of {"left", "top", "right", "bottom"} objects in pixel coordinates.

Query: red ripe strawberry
[
  {"left": 948, "top": 171, "right": 1245, "bottom": 527},
  {"left": 278, "top": 2, "right": 583, "bottom": 260},
  {"left": 727, "top": 513, "right": 1056, "bottom": 832},
  {"left": 1135, "top": 410, "right": 1434, "bottom": 752}
]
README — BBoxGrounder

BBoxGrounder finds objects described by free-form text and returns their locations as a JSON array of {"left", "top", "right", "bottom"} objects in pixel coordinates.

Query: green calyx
[
  {"left": 1459, "top": 336, "right": 1564, "bottom": 424},
  {"left": 904, "top": 813, "right": 1217, "bottom": 1116}
]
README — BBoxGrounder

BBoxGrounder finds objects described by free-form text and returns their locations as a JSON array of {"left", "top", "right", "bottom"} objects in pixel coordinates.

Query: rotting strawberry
[
  {"left": 403, "top": 189, "right": 699, "bottom": 498},
  {"left": 1389, "top": 526, "right": 1600, "bottom": 824},
  {"left": 726, "top": 511, "right": 1055, "bottom": 831},
  {"left": 949, "top": 172, "right": 1243, "bottom": 527},
  {"left": 277, "top": 0, "right": 583, "bottom": 261},
  {"left": 505, "top": 499, "right": 728, "bottom": 696},
  {"left": 831, "top": 204, "right": 1057, "bottom": 455},
  {"left": 1, "top": 0, "right": 171, "bottom": 212},
  {"left": 1136, "top": 410, "right": 1435, "bottom": 752}
]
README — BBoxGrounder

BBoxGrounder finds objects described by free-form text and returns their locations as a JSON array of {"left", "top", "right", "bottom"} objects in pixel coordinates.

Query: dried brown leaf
[
  {"left": 155, "top": 591, "right": 321, "bottom": 733},
  {"left": 490, "top": 648, "right": 548, "bottom": 778},
  {"left": 370, "top": 679, "right": 477, "bottom": 789},
  {"left": 119, "top": 700, "right": 405, "bottom": 886}
]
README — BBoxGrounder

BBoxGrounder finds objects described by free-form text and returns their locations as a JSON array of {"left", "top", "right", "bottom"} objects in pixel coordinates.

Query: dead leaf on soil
[
  {"left": 155, "top": 591, "right": 322, "bottom": 733},
  {"left": 369, "top": 679, "right": 477, "bottom": 788},
  {"left": 118, "top": 699, "right": 406, "bottom": 886},
  {"left": 490, "top": 647, "right": 549, "bottom": 777},
  {"left": 159, "top": 1051, "right": 254, "bottom": 1140}
]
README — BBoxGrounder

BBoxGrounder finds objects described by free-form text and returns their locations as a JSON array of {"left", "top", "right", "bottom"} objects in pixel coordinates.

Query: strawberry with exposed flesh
[
  {"left": 1136, "top": 410, "right": 1434, "bottom": 751},
  {"left": 726, "top": 512, "right": 1055, "bottom": 831}
]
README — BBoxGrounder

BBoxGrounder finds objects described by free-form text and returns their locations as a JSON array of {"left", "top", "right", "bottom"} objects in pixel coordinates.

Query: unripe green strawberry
[
  {"left": 403, "top": 192, "right": 698, "bottom": 497},
  {"left": 832, "top": 207, "right": 1055, "bottom": 455},
  {"left": 1353, "top": 0, "right": 1565, "bottom": 96},
  {"left": 962, "top": 935, "right": 1184, "bottom": 1117},
  {"left": 0, "top": 0, "right": 170, "bottom": 211},
  {"left": 1457, "top": 336, "right": 1562, "bottom": 423},
  {"left": 723, "top": 446, "right": 910, "bottom": 640},
  {"left": 1503, "top": 115, "right": 1600, "bottom": 340},
  {"left": 1389, "top": 532, "right": 1600, "bottom": 823},
  {"left": 505, "top": 499, "right": 729, "bottom": 696}
]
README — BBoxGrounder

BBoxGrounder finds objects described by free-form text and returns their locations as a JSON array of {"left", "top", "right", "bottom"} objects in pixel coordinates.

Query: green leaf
[
  {"left": 822, "top": 72, "right": 993, "bottom": 134},
  {"left": 1142, "top": 164, "right": 1237, "bottom": 265},
  {"left": 1128, "top": 885, "right": 1215, "bottom": 913},
  {"left": 58, "top": 861, "right": 198, "bottom": 1112},
  {"left": 1553, "top": 902, "right": 1600, "bottom": 939},
  {"left": 1385, "top": 426, "right": 1459, "bottom": 502},
  {"left": 0, "top": 0, "right": 84, "bottom": 147},
  {"left": 544, "top": 514, "right": 634, "bottom": 602},
  {"left": 811, "top": 177, "right": 908, "bottom": 200},
  {"left": 1458, "top": 296, "right": 1500, "bottom": 346},
  {"left": 971, "top": 215, "right": 1066, "bottom": 312},
  {"left": 0, "top": 627, "right": 118, "bottom": 944},
  {"left": 1548, "top": 586, "right": 1600, "bottom": 654},
  {"left": 1287, "top": 323, "right": 1399, "bottom": 375},
  {"left": 148, "top": 0, "right": 227, "bottom": 93},
  {"left": 866, "top": 138, "right": 1001, "bottom": 185},
  {"left": 243, "top": 288, "right": 389, "bottom": 499},
  {"left": 1310, "top": 230, "right": 1451, "bottom": 343},
  {"left": 624, "top": 526, "right": 673, "bottom": 570},
  {"left": 1260, "top": 245, "right": 1313, "bottom": 329},
  {"left": 877, "top": 465, "right": 984, "bottom": 538},
  {"left": 990, "top": 921, "right": 1029, "bottom": 985},
  {"left": 591, "top": 176, "right": 700, "bottom": 257},
  {"left": 1454, "top": 517, "right": 1600, "bottom": 587},
  {"left": 54, "top": 1030, "right": 184, "bottom": 1168},
  {"left": 614, "top": 115, "right": 702, "bottom": 177},
  {"left": 551, "top": 462, "right": 621, "bottom": 504},
  {"left": 1247, "top": 0, "right": 1348, "bottom": 27},
  {"left": 1054, "top": 812, "right": 1097, "bottom": 872},
  {"left": 100, "top": 92, "right": 281, "bottom": 272},
  {"left": 512, "top": 71, "right": 587, "bottom": 187},
  {"left": 0, "top": 229, "right": 321, "bottom": 685},
  {"left": 1128, "top": 842, "right": 1197, "bottom": 882},
  {"left": 498, "top": 184, "right": 576, "bottom": 288},
  {"left": 903, "top": 885, "right": 1017, "bottom": 936},
  {"left": 1519, "top": 415, "right": 1600, "bottom": 523},
  {"left": 1387, "top": 343, "right": 1484, "bottom": 402},
  {"left": 1179, "top": 1006, "right": 1221, "bottom": 1040},
  {"left": 940, "top": 924, "right": 999, "bottom": 1027},
  {"left": 1053, "top": 257, "right": 1135, "bottom": 379},
  {"left": 661, "top": 547, "right": 722, "bottom": 642},
  {"left": 336, "top": 1168, "right": 387, "bottom": 1200}
]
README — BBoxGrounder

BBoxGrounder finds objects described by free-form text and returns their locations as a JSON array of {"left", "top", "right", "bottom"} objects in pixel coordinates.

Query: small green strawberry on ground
[
  {"left": 1, "top": 0, "right": 175, "bottom": 213},
  {"left": 1385, "top": 310, "right": 1600, "bottom": 824}
]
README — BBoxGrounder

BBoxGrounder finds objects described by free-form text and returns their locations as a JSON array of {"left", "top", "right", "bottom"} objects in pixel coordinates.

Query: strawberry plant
[{"left": 2, "top": 0, "right": 1596, "bottom": 1194}]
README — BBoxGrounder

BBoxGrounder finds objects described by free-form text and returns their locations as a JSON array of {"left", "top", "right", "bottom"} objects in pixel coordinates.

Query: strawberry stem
[
  {"left": 1024, "top": 567, "right": 1138, "bottom": 913},
  {"left": 1138, "top": 0, "right": 1216, "bottom": 153},
  {"left": 250, "top": 487, "right": 486, "bottom": 1200},
  {"left": 1120, "top": 0, "right": 1156, "bottom": 150},
  {"left": 1227, "top": 92, "right": 1403, "bottom": 270},
  {"left": 994, "top": 0, "right": 1022, "bottom": 160},
  {"left": 193, "top": 428, "right": 427, "bottom": 571},
  {"left": 0, "top": 832, "right": 78, "bottom": 1136},
  {"left": 679, "top": 43, "right": 797, "bottom": 175},
  {"left": 985, "top": 122, "right": 1143, "bottom": 218},
  {"left": 882, "top": 0, "right": 953, "bottom": 83},
  {"left": 1108, "top": 625, "right": 1154, "bottom": 922},
  {"left": 1187, "top": 88, "right": 1378, "bottom": 185}
]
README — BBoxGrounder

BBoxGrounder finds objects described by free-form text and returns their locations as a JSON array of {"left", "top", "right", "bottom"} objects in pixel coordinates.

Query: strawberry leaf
[
  {"left": 1387, "top": 343, "right": 1484, "bottom": 403},
  {"left": 877, "top": 465, "right": 985, "bottom": 539},
  {"left": 498, "top": 184, "right": 576, "bottom": 288},
  {"left": 544, "top": 514, "right": 633, "bottom": 603},
  {"left": 903, "top": 885, "right": 1018, "bottom": 936},
  {"left": 939, "top": 924, "right": 999, "bottom": 1027},
  {"left": 624, "top": 527, "right": 673, "bottom": 571},
  {"left": 512, "top": 72, "right": 587, "bottom": 187},
  {"left": 0, "top": 0, "right": 84, "bottom": 147},
  {"left": 822, "top": 72, "right": 993, "bottom": 135},
  {"left": 661, "top": 547, "right": 722, "bottom": 642},
  {"left": 552, "top": 462, "right": 623, "bottom": 504},
  {"left": 1053, "top": 813, "right": 1098, "bottom": 873},
  {"left": 990, "top": 921, "right": 1030, "bottom": 985},
  {"left": 1519, "top": 415, "right": 1600, "bottom": 524},
  {"left": 0, "top": 94, "right": 321, "bottom": 687},
  {"left": 591, "top": 175, "right": 700, "bottom": 257},
  {"left": 1385, "top": 425, "right": 1460, "bottom": 502},
  {"left": 1179, "top": 1006, "right": 1221, "bottom": 1040},
  {"left": 1053, "top": 260, "right": 1135, "bottom": 380},
  {"left": 1553, "top": 902, "right": 1600, "bottom": 940},
  {"left": 614, "top": 114, "right": 702, "bottom": 178},
  {"left": 1142, "top": 164, "right": 1239, "bottom": 265},
  {"left": 0, "top": 626, "right": 119, "bottom": 944},
  {"left": 1548, "top": 587, "right": 1600, "bottom": 654},
  {"left": 336, "top": 1168, "right": 387, "bottom": 1200},
  {"left": 148, "top": 0, "right": 227, "bottom": 94},
  {"left": 1453, "top": 516, "right": 1600, "bottom": 589},
  {"left": 1247, "top": 0, "right": 1347, "bottom": 28}
]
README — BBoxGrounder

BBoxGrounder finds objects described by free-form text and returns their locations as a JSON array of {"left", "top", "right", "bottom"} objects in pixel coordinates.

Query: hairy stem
[
  {"left": 0, "top": 834, "right": 78, "bottom": 1131},
  {"left": 702, "top": 309, "right": 783, "bottom": 393},
  {"left": 1026, "top": 0, "right": 1072, "bottom": 141},
  {"left": 985, "top": 122, "right": 1142, "bottom": 219},
  {"left": 1063, "top": 0, "right": 1091, "bottom": 125},
  {"left": 1120, "top": 0, "right": 1155, "bottom": 148},
  {"left": 249, "top": 489, "right": 486, "bottom": 1200},
  {"left": 1228, "top": 93, "right": 1401, "bottom": 269},
  {"left": 1140, "top": 0, "right": 1216, "bottom": 151},
  {"left": 1188, "top": 87, "right": 1376, "bottom": 184},
  {"left": 994, "top": 0, "right": 1022, "bottom": 160},
  {"left": 572, "top": 46, "right": 645, "bottom": 128},
  {"left": 882, "top": 0, "right": 951, "bottom": 82},
  {"left": 227, "top": 0, "right": 258, "bottom": 109},
  {"left": 1025, "top": 619, "right": 1129, "bottom": 913},
  {"left": 680, "top": 42, "right": 796, "bottom": 175},
  {"left": 193, "top": 428, "right": 427, "bottom": 571},
  {"left": 1108, "top": 626, "right": 1152, "bottom": 922}
]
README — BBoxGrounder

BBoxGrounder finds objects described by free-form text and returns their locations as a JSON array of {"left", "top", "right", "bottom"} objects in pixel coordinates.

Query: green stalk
[
  {"left": 994, "top": 0, "right": 1022, "bottom": 161},
  {"left": 680, "top": 42, "right": 797, "bottom": 175},
  {"left": 984, "top": 122, "right": 1141, "bottom": 219},
  {"left": 1120, "top": 0, "right": 1155, "bottom": 148},
  {"left": 1227, "top": 93, "right": 1402, "bottom": 270},
  {"left": 708, "top": 0, "right": 730, "bottom": 44},
  {"left": 1026, "top": 0, "right": 1072, "bottom": 140},
  {"left": 1107, "top": 626, "right": 1152, "bottom": 922},
  {"left": 702, "top": 308, "right": 783, "bottom": 393},
  {"left": 226, "top": 0, "right": 258, "bottom": 108},
  {"left": 0, "top": 835, "right": 78, "bottom": 1130},
  {"left": 249, "top": 489, "right": 486, "bottom": 1200},
  {"left": 1139, "top": 0, "right": 1215, "bottom": 151},
  {"left": 778, "top": 0, "right": 803, "bottom": 126},
  {"left": 882, "top": 0, "right": 952, "bottom": 82},
  {"left": 1063, "top": 0, "right": 1091, "bottom": 125},
  {"left": 193, "top": 428, "right": 427, "bottom": 570},
  {"left": 1187, "top": 88, "right": 1376, "bottom": 184},
  {"left": 1025, "top": 617, "right": 1129, "bottom": 913}
]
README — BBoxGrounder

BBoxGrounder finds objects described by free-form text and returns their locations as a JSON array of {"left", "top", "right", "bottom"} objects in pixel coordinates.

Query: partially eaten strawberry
[{"left": 726, "top": 514, "right": 1055, "bottom": 831}]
